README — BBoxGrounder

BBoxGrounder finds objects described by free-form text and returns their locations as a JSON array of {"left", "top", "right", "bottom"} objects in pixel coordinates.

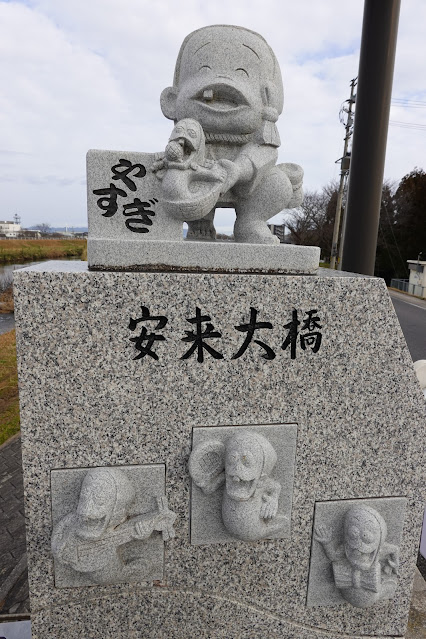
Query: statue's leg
[
  {"left": 234, "top": 165, "right": 294, "bottom": 244},
  {"left": 186, "top": 208, "right": 216, "bottom": 242}
]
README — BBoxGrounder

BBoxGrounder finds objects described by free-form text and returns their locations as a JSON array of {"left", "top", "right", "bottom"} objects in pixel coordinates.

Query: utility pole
[
  {"left": 341, "top": 0, "right": 400, "bottom": 275},
  {"left": 330, "top": 78, "right": 356, "bottom": 270}
]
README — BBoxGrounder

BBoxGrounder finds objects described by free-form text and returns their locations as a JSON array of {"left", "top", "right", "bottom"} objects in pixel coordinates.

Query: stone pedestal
[{"left": 13, "top": 261, "right": 426, "bottom": 639}]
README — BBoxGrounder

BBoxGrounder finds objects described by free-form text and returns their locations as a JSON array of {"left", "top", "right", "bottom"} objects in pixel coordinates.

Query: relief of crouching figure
[
  {"left": 51, "top": 467, "right": 176, "bottom": 585},
  {"left": 314, "top": 504, "right": 399, "bottom": 608},
  {"left": 189, "top": 430, "right": 287, "bottom": 541}
]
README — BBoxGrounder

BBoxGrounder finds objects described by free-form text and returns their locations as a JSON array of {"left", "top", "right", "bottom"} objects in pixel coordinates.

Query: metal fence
[{"left": 390, "top": 278, "right": 426, "bottom": 299}]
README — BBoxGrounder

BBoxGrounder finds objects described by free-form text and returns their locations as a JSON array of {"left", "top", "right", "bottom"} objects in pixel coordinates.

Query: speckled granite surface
[{"left": 13, "top": 262, "right": 426, "bottom": 638}]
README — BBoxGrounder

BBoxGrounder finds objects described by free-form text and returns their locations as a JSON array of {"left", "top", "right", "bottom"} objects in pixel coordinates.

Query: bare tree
[
  {"left": 34, "top": 223, "right": 52, "bottom": 235},
  {"left": 284, "top": 182, "right": 338, "bottom": 260}
]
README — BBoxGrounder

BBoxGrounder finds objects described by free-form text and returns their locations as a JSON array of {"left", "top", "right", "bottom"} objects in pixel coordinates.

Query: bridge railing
[{"left": 390, "top": 278, "right": 426, "bottom": 299}]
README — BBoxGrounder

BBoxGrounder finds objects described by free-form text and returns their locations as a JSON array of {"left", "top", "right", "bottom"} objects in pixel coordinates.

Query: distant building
[
  {"left": 267, "top": 223, "right": 291, "bottom": 243},
  {"left": 407, "top": 259, "right": 426, "bottom": 297},
  {"left": 0, "top": 220, "right": 21, "bottom": 238},
  {"left": 20, "top": 229, "right": 42, "bottom": 239}
]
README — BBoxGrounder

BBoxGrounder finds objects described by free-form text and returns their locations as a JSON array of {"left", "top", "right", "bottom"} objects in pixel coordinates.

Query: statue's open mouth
[
  {"left": 193, "top": 83, "right": 249, "bottom": 112},
  {"left": 226, "top": 475, "right": 255, "bottom": 501},
  {"left": 166, "top": 137, "right": 197, "bottom": 162},
  {"left": 77, "top": 515, "right": 107, "bottom": 539},
  {"left": 177, "top": 138, "right": 196, "bottom": 156}
]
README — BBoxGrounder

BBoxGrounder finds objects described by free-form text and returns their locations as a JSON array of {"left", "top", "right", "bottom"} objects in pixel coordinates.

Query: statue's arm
[
  {"left": 313, "top": 525, "right": 341, "bottom": 562},
  {"left": 381, "top": 543, "right": 400, "bottom": 575},
  {"left": 218, "top": 145, "right": 277, "bottom": 194}
]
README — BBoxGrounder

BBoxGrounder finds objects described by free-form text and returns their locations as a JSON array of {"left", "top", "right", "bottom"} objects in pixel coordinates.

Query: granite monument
[{"left": 12, "top": 23, "right": 426, "bottom": 639}]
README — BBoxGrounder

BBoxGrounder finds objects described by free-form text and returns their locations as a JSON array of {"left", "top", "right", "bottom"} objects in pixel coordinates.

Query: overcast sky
[{"left": 1, "top": 0, "right": 425, "bottom": 231}]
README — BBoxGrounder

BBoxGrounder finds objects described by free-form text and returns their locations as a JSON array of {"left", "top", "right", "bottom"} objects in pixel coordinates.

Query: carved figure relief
[
  {"left": 152, "top": 118, "right": 227, "bottom": 221},
  {"left": 189, "top": 424, "right": 297, "bottom": 545},
  {"left": 307, "top": 497, "right": 407, "bottom": 609},
  {"left": 158, "top": 25, "right": 303, "bottom": 244},
  {"left": 51, "top": 465, "right": 176, "bottom": 587}
]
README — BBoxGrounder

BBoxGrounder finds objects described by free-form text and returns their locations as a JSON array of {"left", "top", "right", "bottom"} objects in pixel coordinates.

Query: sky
[{"left": 1, "top": 0, "right": 425, "bottom": 232}]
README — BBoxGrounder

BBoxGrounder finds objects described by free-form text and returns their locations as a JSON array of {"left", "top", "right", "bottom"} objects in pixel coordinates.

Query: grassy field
[
  {"left": 0, "top": 238, "right": 86, "bottom": 264},
  {"left": 0, "top": 330, "right": 20, "bottom": 446},
  {"left": 0, "top": 285, "right": 14, "bottom": 313}
]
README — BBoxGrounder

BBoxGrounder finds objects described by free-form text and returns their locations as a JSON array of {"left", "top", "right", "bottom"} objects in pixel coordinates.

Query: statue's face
[
  {"left": 225, "top": 437, "right": 263, "bottom": 501},
  {"left": 174, "top": 29, "right": 269, "bottom": 134},
  {"left": 169, "top": 119, "right": 203, "bottom": 157},
  {"left": 344, "top": 510, "right": 381, "bottom": 571},
  {"left": 76, "top": 472, "right": 116, "bottom": 540}
]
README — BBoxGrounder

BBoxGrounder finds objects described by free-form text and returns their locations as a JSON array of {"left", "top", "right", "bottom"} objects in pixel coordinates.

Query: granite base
[
  {"left": 88, "top": 238, "right": 320, "bottom": 273},
  {"left": 13, "top": 262, "right": 426, "bottom": 638}
]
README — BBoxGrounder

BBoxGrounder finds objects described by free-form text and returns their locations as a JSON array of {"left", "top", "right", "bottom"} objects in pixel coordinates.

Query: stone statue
[
  {"left": 51, "top": 467, "right": 176, "bottom": 585},
  {"left": 314, "top": 504, "right": 400, "bottom": 608},
  {"left": 189, "top": 430, "right": 287, "bottom": 541},
  {"left": 158, "top": 25, "right": 303, "bottom": 244}
]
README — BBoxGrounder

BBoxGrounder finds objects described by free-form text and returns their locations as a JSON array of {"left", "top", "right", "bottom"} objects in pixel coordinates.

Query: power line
[
  {"left": 389, "top": 120, "right": 426, "bottom": 131},
  {"left": 392, "top": 98, "right": 426, "bottom": 106},
  {"left": 391, "top": 104, "right": 426, "bottom": 109}
]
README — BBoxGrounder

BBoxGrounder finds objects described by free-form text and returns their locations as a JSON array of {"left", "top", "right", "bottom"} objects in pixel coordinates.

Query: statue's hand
[
  {"left": 191, "top": 163, "right": 227, "bottom": 183},
  {"left": 151, "top": 154, "right": 165, "bottom": 173},
  {"left": 260, "top": 494, "right": 279, "bottom": 520},
  {"left": 314, "top": 524, "right": 332, "bottom": 545},
  {"left": 154, "top": 507, "right": 177, "bottom": 542},
  {"left": 133, "top": 518, "right": 155, "bottom": 540},
  {"left": 383, "top": 548, "right": 399, "bottom": 575},
  {"left": 218, "top": 159, "right": 239, "bottom": 195}
]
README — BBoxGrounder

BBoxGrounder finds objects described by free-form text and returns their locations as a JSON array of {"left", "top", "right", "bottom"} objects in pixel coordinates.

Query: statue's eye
[
  {"left": 242, "top": 452, "right": 254, "bottom": 466},
  {"left": 174, "top": 127, "right": 184, "bottom": 135},
  {"left": 188, "top": 129, "right": 196, "bottom": 138},
  {"left": 348, "top": 525, "right": 359, "bottom": 540},
  {"left": 236, "top": 68, "right": 249, "bottom": 77},
  {"left": 200, "top": 65, "right": 211, "bottom": 72},
  {"left": 362, "top": 531, "right": 376, "bottom": 544}
]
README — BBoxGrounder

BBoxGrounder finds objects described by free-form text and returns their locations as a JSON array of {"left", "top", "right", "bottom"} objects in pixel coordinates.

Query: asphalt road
[{"left": 389, "top": 290, "right": 426, "bottom": 362}]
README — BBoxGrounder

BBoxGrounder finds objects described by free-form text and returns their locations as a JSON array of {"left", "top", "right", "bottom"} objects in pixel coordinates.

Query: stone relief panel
[
  {"left": 307, "top": 497, "right": 407, "bottom": 609},
  {"left": 51, "top": 464, "right": 176, "bottom": 588},
  {"left": 189, "top": 423, "right": 297, "bottom": 544}
]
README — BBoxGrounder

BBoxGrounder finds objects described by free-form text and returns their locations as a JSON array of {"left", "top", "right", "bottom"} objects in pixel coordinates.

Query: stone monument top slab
[{"left": 87, "top": 25, "right": 320, "bottom": 273}]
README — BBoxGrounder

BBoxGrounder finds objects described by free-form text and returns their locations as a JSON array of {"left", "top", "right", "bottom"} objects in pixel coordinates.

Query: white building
[
  {"left": 0, "top": 220, "right": 21, "bottom": 238},
  {"left": 407, "top": 259, "right": 426, "bottom": 298}
]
